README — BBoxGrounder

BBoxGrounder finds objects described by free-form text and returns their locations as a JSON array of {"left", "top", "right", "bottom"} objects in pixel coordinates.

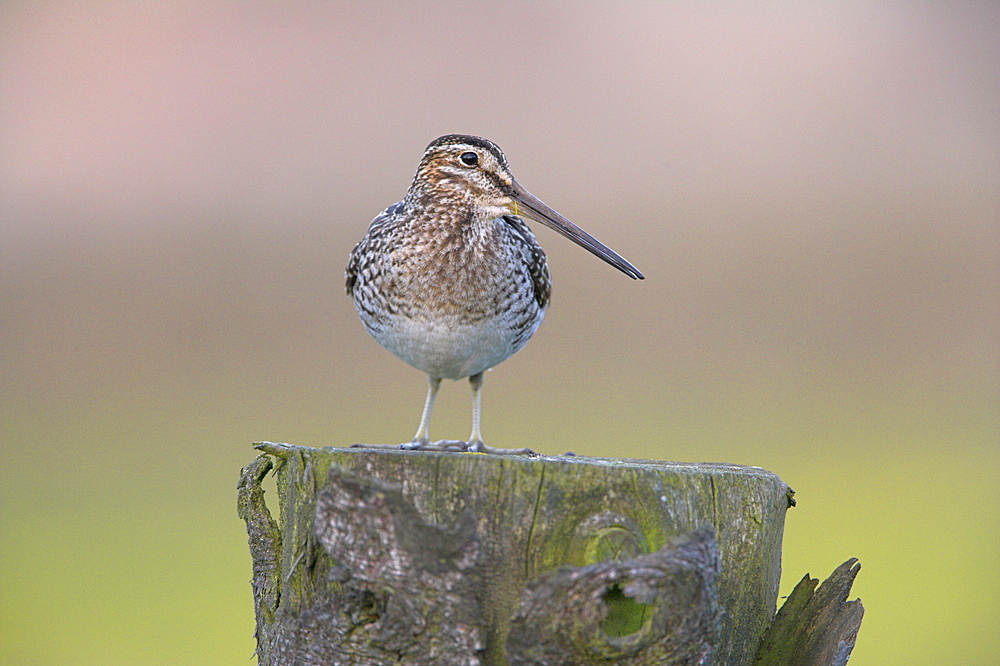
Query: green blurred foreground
[{"left": 1, "top": 366, "right": 997, "bottom": 664}]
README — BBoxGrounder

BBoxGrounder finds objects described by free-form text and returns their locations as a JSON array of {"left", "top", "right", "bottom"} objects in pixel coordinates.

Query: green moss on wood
[{"left": 240, "top": 444, "right": 792, "bottom": 665}]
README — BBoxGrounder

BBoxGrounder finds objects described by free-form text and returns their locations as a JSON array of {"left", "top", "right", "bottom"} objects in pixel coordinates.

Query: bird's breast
[{"left": 350, "top": 216, "right": 547, "bottom": 378}]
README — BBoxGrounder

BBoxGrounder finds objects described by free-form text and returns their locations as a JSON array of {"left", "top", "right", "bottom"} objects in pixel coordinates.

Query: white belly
[{"left": 360, "top": 310, "right": 544, "bottom": 380}]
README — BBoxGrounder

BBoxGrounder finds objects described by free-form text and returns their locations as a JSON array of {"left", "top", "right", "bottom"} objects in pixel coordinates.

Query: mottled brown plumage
[{"left": 346, "top": 135, "right": 642, "bottom": 454}]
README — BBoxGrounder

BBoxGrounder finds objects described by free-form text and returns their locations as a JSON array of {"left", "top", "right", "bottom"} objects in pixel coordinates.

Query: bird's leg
[
  {"left": 354, "top": 374, "right": 532, "bottom": 455},
  {"left": 468, "top": 371, "right": 484, "bottom": 446},
  {"left": 400, "top": 376, "right": 442, "bottom": 449},
  {"left": 465, "top": 372, "right": 536, "bottom": 456},
  {"left": 397, "top": 376, "right": 468, "bottom": 452},
  {"left": 354, "top": 376, "right": 465, "bottom": 451}
]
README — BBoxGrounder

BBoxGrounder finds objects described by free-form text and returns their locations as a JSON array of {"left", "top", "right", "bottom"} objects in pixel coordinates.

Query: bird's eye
[{"left": 460, "top": 151, "right": 479, "bottom": 167}]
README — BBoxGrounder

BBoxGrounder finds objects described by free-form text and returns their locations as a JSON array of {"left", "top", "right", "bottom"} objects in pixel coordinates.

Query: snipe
[{"left": 346, "top": 135, "right": 643, "bottom": 454}]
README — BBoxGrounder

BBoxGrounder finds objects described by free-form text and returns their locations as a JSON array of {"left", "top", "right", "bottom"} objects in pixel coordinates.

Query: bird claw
[
  {"left": 394, "top": 439, "right": 466, "bottom": 452},
  {"left": 351, "top": 439, "right": 537, "bottom": 456},
  {"left": 466, "top": 441, "right": 538, "bottom": 456},
  {"left": 382, "top": 439, "right": 538, "bottom": 456}
]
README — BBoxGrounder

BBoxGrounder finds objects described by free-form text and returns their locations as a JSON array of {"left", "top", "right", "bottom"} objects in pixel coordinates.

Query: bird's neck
[{"left": 403, "top": 188, "right": 488, "bottom": 226}]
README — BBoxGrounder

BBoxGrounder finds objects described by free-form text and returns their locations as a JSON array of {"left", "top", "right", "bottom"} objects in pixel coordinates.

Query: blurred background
[{"left": 1, "top": 2, "right": 997, "bottom": 664}]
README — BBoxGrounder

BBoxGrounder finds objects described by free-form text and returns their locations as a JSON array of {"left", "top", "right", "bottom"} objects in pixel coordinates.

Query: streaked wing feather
[
  {"left": 345, "top": 202, "right": 404, "bottom": 296},
  {"left": 503, "top": 215, "right": 550, "bottom": 309}
]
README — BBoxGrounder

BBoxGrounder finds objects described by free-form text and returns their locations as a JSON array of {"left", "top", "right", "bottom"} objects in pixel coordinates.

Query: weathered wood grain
[{"left": 238, "top": 443, "right": 793, "bottom": 665}]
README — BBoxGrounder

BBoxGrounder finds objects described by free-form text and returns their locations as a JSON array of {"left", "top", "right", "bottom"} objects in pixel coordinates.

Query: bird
[{"left": 346, "top": 134, "right": 643, "bottom": 454}]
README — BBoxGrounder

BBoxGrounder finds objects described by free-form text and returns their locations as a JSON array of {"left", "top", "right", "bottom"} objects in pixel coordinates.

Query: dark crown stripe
[{"left": 425, "top": 134, "right": 508, "bottom": 170}]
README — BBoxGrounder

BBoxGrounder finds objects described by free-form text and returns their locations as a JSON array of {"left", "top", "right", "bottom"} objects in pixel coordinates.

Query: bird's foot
[
  {"left": 351, "top": 440, "right": 468, "bottom": 452},
  {"left": 399, "top": 438, "right": 467, "bottom": 452},
  {"left": 352, "top": 439, "right": 536, "bottom": 456},
  {"left": 466, "top": 440, "right": 537, "bottom": 456}
]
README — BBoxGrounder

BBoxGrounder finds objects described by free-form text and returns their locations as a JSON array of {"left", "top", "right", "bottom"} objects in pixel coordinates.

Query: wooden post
[{"left": 238, "top": 443, "right": 854, "bottom": 665}]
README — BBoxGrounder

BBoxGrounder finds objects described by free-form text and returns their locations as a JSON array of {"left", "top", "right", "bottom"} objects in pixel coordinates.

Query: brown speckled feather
[{"left": 344, "top": 134, "right": 641, "bottom": 451}]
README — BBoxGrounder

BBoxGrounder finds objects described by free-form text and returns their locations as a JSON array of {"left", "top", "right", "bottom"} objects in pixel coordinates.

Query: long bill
[{"left": 510, "top": 180, "right": 644, "bottom": 280}]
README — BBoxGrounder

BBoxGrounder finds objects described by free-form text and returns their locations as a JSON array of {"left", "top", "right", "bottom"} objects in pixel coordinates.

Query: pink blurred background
[{"left": 2, "top": 3, "right": 997, "bottom": 663}]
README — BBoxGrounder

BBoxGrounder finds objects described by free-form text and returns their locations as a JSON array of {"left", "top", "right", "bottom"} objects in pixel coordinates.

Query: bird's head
[
  {"left": 408, "top": 134, "right": 515, "bottom": 218},
  {"left": 407, "top": 134, "right": 644, "bottom": 280}
]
